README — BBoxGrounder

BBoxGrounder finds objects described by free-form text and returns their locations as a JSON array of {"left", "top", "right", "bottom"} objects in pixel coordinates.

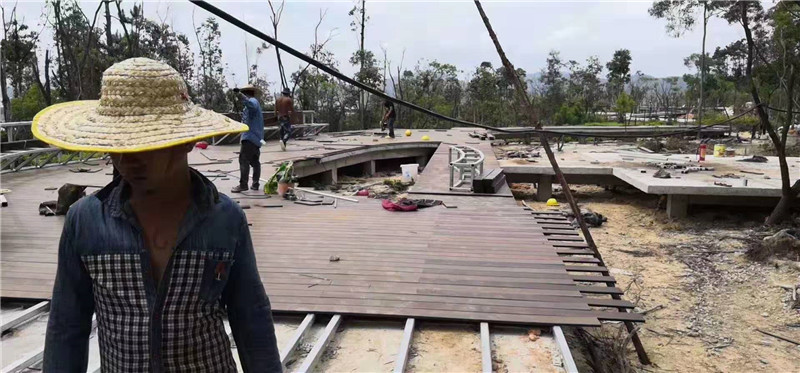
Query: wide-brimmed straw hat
[
  {"left": 33, "top": 58, "right": 248, "bottom": 153},
  {"left": 240, "top": 84, "right": 259, "bottom": 94}
]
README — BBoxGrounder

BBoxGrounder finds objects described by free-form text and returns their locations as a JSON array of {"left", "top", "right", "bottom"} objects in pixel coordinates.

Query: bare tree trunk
[
  {"left": 0, "top": 43, "right": 11, "bottom": 121},
  {"left": 104, "top": 0, "right": 113, "bottom": 56},
  {"left": 359, "top": 0, "right": 366, "bottom": 130},
  {"left": 741, "top": 3, "right": 798, "bottom": 225},
  {"left": 698, "top": 2, "right": 707, "bottom": 139}
]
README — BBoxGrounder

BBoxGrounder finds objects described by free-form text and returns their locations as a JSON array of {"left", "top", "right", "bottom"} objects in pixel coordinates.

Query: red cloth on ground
[{"left": 382, "top": 199, "right": 418, "bottom": 212}]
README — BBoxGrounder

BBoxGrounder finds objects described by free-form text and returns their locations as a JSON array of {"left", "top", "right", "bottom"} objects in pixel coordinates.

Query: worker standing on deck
[
  {"left": 233, "top": 84, "right": 265, "bottom": 193},
  {"left": 276, "top": 87, "right": 294, "bottom": 151},
  {"left": 34, "top": 58, "right": 282, "bottom": 372},
  {"left": 382, "top": 100, "right": 396, "bottom": 139}
]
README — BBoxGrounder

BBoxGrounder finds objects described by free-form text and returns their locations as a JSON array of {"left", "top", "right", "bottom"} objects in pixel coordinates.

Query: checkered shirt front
[
  {"left": 162, "top": 250, "right": 236, "bottom": 372},
  {"left": 83, "top": 254, "right": 150, "bottom": 372},
  {"left": 83, "top": 251, "right": 236, "bottom": 372}
]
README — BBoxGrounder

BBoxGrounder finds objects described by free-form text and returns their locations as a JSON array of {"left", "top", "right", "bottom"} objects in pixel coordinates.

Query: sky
[{"left": 11, "top": 0, "right": 746, "bottom": 92}]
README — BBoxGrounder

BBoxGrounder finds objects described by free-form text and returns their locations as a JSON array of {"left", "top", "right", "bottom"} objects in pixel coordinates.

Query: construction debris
[
  {"left": 681, "top": 166, "right": 715, "bottom": 174},
  {"left": 653, "top": 169, "right": 671, "bottom": 179},
  {"left": 738, "top": 155, "right": 768, "bottom": 163},
  {"left": 714, "top": 182, "right": 732, "bottom": 187}
]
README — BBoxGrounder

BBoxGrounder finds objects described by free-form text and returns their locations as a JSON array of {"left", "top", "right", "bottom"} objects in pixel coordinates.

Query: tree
[
  {"left": 737, "top": 2, "right": 800, "bottom": 224},
  {"left": 566, "top": 56, "right": 603, "bottom": 120},
  {"left": 193, "top": 16, "right": 228, "bottom": 112},
  {"left": 606, "top": 49, "right": 632, "bottom": 114},
  {"left": 614, "top": 92, "right": 636, "bottom": 125},
  {"left": 267, "top": 0, "right": 287, "bottom": 90},
  {"left": 349, "top": 0, "right": 369, "bottom": 129},
  {"left": 538, "top": 51, "right": 566, "bottom": 124}
]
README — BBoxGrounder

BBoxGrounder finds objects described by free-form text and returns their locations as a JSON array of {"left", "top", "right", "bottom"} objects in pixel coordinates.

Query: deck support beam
[
  {"left": 393, "top": 318, "right": 415, "bottom": 373},
  {"left": 280, "top": 314, "right": 316, "bottom": 367},
  {"left": 297, "top": 314, "right": 342, "bottom": 373},
  {"left": 480, "top": 322, "right": 492, "bottom": 373}
]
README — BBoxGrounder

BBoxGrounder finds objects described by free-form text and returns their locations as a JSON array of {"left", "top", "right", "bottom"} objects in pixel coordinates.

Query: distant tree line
[{"left": 1, "top": 0, "right": 793, "bottom": 134}]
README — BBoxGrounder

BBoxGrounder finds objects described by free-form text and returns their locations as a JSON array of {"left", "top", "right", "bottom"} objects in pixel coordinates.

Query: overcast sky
[{"left": 13, "top": 0, "right": 746, "bottom": 92}]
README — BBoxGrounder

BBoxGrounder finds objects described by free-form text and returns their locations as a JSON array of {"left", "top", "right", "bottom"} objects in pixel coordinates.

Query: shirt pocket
[{"left": 198, "top": 254, "right": 234, "bottom": 303}]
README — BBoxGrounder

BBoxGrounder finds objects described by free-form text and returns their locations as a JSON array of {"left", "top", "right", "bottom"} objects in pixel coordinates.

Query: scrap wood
[
  {"left": 714, "top": 182, "right": 732, "bottom": 187},
  {"left": 641, "top": 304, "right": 665, "bottom": 315},
  {"left": 712, "top": 173, "right": 740, "bottom": 179},
  {"left": 681, "top": 166, "right": 715, "bottom": 174},
  {"left": 756, "top": 328, "right": 800, "bottom": 346},
  {"left": 740, "top": 170, "right": 764, "bottom": 175},
  {"left": 295, "top": 187, "right": 358, "bottom": 203},
  {"left": 189, "top": 160, "right": 232, "bottom": 166},
  {"left": 198, "top": 152, "right": 217, "bottom": 161}
]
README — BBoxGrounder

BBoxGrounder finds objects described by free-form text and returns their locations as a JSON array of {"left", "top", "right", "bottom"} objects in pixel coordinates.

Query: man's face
[{"left": 111, "top": 144, "right": 193, "bottom": 193}]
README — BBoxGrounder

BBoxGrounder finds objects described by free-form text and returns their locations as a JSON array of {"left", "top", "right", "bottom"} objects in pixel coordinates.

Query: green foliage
[
  {"left": 194, "top": 18, "right": 229, "bottom": 112},
  {"left": 10, "top": 85, "right": 47, "bottom": 120},
  {"left": 264, "top": 161, "right": 295, "bottom": 194},
  {"left": 614, "top": 92, "right": 636, "bottom": 122}
]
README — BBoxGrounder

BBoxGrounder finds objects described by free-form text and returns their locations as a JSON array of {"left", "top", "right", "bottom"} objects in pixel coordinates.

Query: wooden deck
[{"left": 0, "top": 128, "right": 639, "bottom": 327}]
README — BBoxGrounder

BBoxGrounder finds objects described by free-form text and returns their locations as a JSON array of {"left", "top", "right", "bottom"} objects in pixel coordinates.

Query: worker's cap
[
  {"left": 282, "top": 87, "right": 291, "bottom": 95},
  {"left": 240, "top": 84, "right": 259, "bottom": 94}
]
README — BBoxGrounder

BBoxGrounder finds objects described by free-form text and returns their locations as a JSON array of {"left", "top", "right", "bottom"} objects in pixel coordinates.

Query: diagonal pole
[{"left": 473, "top": 0, "right": 651, "bottom": 365}]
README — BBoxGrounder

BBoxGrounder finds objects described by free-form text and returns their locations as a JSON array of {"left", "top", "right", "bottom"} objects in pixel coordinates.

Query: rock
[
  {"left": 761, "top": 312, "right": 769, "bottom": 317},
  {"left": 527, "top": 328, "right": 541, "bottom": 341}
]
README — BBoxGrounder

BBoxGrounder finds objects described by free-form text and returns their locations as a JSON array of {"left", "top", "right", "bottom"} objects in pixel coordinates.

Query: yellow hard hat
[
  {"left": 421, "top": 135, "right": 430, "bottom": 141},
  {"left": 546, "top": 198, "right": 559, "bottom": 206},
  {"left": 405, "top": 130, "right": 412, "bottom": 136}
]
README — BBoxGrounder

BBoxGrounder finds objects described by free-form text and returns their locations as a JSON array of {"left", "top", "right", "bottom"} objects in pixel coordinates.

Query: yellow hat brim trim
[{"left": 32, "top": 101, "right": 249, "bottom": 153}]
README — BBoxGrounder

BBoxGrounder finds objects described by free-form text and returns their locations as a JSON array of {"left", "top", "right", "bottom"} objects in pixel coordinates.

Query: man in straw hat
[
  {"left": 35, "top": 58, "right": 281, "bottom": 372},
  {"left": 276, "top": 87, "right": 294, "bottom": 151},
  {"left": 232, "top": 84, "right": 264, "bottom": 193}
]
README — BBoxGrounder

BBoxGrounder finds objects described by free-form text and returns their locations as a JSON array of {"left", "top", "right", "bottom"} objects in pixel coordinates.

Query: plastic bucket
[
  {"left": 714, "top": 144, "right": 726, "bottom": 157},
  {"left": 401, "top": 164, "right": 419, "bottom": 182}
]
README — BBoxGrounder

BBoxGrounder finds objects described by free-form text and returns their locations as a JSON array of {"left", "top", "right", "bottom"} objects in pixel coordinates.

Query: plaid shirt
[{"left": 43, "top": 170, "right": 282, "bottom": 372}]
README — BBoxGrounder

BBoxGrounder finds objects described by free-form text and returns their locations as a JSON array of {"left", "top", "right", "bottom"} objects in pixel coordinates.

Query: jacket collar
[{"left": 99, "top": 168, "right": 219, "bottom": 220}]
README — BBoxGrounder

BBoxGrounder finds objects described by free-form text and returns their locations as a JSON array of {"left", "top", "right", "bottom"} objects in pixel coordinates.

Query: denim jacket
[
  {"left": 43, "top": 169, "right": 281, "bottom": 372},
  {"left": 240, "top": 96, "right": 264, "bottom": 147}
]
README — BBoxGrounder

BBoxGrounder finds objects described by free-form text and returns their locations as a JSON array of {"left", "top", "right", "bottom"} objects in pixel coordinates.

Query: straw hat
[
  {"left": 33, "top": 58, "right": 248, "bottom": 153},
  {"left": 240, "top": 84, "right": 259, "bottom": 94}
]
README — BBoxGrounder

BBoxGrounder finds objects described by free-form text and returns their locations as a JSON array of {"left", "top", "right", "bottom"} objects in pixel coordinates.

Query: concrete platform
[{"left": 498, "top": 142, "right": 796, "bottom": 218}]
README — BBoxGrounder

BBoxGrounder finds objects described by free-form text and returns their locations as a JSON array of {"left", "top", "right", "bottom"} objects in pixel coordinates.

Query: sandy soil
[{"left": 523, "top": 185, "right": 800, "bottom": 372}]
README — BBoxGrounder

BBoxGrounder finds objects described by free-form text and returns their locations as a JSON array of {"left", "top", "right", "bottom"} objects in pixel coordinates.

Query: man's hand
[{"left": 233, "top": 88, "right": 240, "bottom": 93}]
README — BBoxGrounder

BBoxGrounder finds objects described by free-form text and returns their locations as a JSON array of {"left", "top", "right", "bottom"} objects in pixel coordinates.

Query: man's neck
[{"left": 130, "top": 170, "right": 192, "bottom": 209}]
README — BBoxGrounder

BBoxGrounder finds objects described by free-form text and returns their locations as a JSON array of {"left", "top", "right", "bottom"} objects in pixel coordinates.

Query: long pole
[
  {"left": 698, "top": 1, "right": 707, "bottom": 139},
  {"left": 472, "top": 0, "right": 651, "bottom": 365}
]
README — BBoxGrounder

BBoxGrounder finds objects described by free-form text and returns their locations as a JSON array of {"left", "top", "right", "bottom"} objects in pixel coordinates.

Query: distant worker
[
  {"left": 382, "top": 100, "right": 396, "bottom": 139},
  {"left": 232, "top": 84, "right": 264, "bottom": 193},
  {"left": 276, "top": 87, "right": 294, "bottom": 151}
]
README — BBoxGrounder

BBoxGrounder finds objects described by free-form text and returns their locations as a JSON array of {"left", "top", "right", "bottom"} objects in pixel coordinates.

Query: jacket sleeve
[
  {"left": 242, "top": 96, "right": 259, "bottom": 110},
  {"left": 223, "top": 215, "right": 282, "bottom": 372},
  {"left": 43, "top": 210, "right": 95, "bottom": 372}
]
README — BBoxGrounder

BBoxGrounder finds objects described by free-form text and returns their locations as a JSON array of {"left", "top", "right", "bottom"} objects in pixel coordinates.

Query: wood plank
[{"left": 393, "top": 318, "right": 415, "bottom": 373}]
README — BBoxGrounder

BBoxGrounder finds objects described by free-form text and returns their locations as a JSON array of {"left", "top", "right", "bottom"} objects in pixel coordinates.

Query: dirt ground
[{"left": 522, "top": 185, "right": 800, "bottom": 373}]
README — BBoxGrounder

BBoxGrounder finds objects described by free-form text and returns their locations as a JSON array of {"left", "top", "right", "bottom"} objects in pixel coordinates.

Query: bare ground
[{"left": 522, "top": 185, "right": 800, "bottom": 373}]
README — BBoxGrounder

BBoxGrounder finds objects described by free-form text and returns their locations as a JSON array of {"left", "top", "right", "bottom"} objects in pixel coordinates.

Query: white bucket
[{"left": 401, "top": 164, "right": 419, "bottom": 182}]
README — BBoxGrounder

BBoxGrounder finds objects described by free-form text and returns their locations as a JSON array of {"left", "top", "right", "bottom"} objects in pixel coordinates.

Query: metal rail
[
  {"left": 1, "top": 148, "right": 105, "bottom": 174},
  {"left": 448, "top": 145, "right": 484, "bottom": 192}
]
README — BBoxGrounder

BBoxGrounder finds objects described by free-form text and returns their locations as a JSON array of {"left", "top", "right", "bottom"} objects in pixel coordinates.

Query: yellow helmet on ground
[
  {"left": 405, "top": 130, "right": 412, "bottom": 136},
  {"left": 546, "top": 198, "right": 559, "bottom": 207},
  {"left": 421, "top": 135, "right": 430, "bottom": 141}
]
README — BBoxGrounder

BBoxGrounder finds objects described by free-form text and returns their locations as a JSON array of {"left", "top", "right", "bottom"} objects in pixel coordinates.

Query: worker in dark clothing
[
  {"left": 382, "top": 100, "right": 396, "bottom": 139},
  {"left": 232, "top": 85, "right": 264, "bottom": 193}
]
